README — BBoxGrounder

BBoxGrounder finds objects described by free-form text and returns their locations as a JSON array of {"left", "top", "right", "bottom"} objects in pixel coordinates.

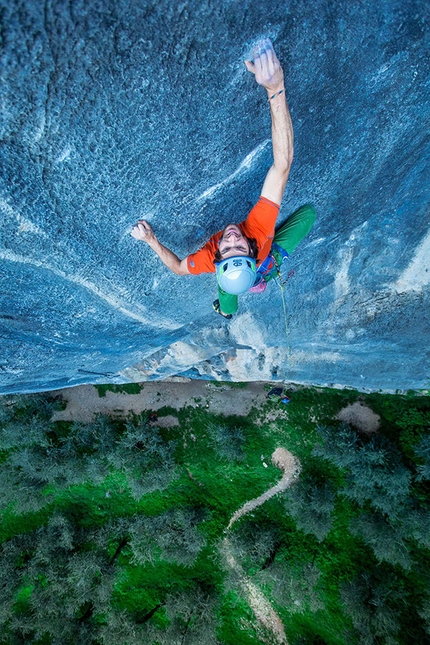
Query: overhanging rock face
[{"left": 1, "top": 0, "right": 429, "bottom": 394}]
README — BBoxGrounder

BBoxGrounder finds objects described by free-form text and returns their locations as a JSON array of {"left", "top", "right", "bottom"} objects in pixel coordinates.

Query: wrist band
[{"left": 268, "top": 89, "right": 285, "bottom": 101}]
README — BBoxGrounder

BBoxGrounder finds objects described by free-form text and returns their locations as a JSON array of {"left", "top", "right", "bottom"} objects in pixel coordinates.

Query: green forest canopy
[{"left": 0, "top": 385, "right": 429, "bottom": 645}]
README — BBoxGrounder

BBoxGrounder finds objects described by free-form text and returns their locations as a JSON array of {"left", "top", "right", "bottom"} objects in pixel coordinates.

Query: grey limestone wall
[{"left": 1, "top": 0, "right": 429, "bottom": 393}]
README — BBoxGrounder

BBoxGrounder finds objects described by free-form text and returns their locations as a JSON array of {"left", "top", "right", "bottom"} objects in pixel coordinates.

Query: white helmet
[{"left": 215, "top": 256, "right": 257, "bottom": 295}]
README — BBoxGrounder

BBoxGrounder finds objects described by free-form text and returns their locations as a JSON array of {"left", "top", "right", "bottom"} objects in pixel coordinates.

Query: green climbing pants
[{"left": 218, "top": 204, "right": 316, "bottom": 315}]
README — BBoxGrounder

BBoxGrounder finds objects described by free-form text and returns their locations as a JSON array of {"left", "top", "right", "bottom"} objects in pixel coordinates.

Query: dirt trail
[
  {"left": 223, "top": 448, "right": 301, "bottom": 645},
  {"left": 228, "top": 448, "right": 300, "bottom": 529}
]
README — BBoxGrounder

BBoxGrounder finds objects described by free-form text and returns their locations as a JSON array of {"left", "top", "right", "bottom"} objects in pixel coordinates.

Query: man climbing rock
[{"left": 131, "top": 39, "right": 316, "bottom": 318}]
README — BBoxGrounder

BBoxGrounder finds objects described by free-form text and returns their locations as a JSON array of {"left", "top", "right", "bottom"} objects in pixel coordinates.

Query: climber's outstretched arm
[
  {"left": 245, "top": 39, "right": 294, "bottom": 206},
  {"left": 131, "top": 220, "right": 190, "bottom": 275}
]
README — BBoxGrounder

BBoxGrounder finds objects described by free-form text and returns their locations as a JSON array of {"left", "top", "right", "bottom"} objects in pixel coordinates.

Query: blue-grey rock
[{"left": 1, "top": 0, "right": 429, "bottom": 394}]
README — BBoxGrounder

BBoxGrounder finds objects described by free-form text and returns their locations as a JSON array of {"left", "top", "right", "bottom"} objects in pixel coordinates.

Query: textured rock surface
[{"left": 1, "top": 0, "right": 429, "bottom": 394}]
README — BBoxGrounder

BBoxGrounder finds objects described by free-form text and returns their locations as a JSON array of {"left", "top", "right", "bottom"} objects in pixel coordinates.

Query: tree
[
  {"left": 0, "top": 394, "right": 64, "bottom": 512},
  {"left": 99, "top": 587, "right": 221, "bottom": 645},
  {"left": 0, "top": 508, "right": 177, "bottom": 644},
  {"left": 284, "top": 474, "right": 336, "bottom": 542},
  {"left": 126, "top": 507, "right": 207, "bottom": 568},
  {"left": 314, "top": 424, "right": 411, "bottom": 518},
  {"left": 418, "top": 597, "right": 430, "bottom": 636},
  {"left": 205, "top": 421, "right": 245, "bottom": 462},
  {"left": 97, "top": 607, "right": 162, "bottom": 645},
  {"left": 400, "top": 504, "right": 430, "bottom": 549},
  {"left": 349, "top": 510, "right": 412, "bottom": 570},
  {"left": 0, "top": 401, "right": 178, "bottom": 513},
  {"left": 0, "top": 513, "right": 118, "bottom": 644},
  {"left": 109, "top": 412, "right": 179, "bottom": 499},
  {"left": 224, "top": 521, "right": 280, "bottom": 575},
  {"left": 257, "top": 560, "right": 324, "bottom": 616},
  {"left": 415, "top": 435, "right": 430, "bottom": 481},
  {"left": 159, "top": 588, "right": 221, "bottom": 645},
  {"left": 223, "top": 518, "right": 323, "bottom": 618},
  {"left": 340, "top": 569, "right": 407, "bottom": 645},
  {"left": 0, "top": 534, "right": 24, "bottom": 633}
]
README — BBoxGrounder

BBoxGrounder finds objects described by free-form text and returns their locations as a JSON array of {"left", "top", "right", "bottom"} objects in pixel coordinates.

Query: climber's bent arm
[
  {"left": 131, "top": 220, "right": 191, "bottom": 275},
  {"left": 147, "top": 238, "right": 191, "bottom": 275}
]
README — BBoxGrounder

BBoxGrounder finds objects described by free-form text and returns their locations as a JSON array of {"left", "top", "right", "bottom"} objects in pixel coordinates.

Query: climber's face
[{"left": 218, "top": 225, "right": 250, "bottom": 260}]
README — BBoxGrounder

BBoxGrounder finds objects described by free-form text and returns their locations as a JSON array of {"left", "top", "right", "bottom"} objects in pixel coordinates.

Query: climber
[{"left": 131, "top": 39, "right": 316, "bottom": 318}]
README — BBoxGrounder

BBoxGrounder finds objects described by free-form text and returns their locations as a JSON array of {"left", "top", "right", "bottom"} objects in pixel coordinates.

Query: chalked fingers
[
  {"left": 265, "top": 46, "right": 278, "bottom": 77},
  {"left": 131, "top": 220, "right": 155, "bottom": 243},
  {"left": 261, "top": 42, "right": 282, "bottom": 85},
  {"left": 251, "top": 44, "right": 267, "bottom": 85},
  {"left": 245, "top": 39, "right": 274, "bottom": 77},
  {"left": 247, "top": 39, "right": 283, "bottom": 91}
]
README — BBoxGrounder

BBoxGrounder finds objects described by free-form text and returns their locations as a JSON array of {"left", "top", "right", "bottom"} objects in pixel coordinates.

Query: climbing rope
[
  {"left": 276, "top": 277, "right": 290, "bottom": 345},
  {"left": 273, "top": 256, "right": 294, "bottom": 350}
]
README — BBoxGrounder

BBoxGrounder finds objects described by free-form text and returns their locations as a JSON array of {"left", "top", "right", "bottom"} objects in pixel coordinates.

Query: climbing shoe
[{"left": 212, "top": 300, "right": 233, "bottom": 319}]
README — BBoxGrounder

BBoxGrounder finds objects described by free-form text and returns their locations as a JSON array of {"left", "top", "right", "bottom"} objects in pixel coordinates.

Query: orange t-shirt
[{"left": 187, "top": 196, "right": 280, "bottom": 274}]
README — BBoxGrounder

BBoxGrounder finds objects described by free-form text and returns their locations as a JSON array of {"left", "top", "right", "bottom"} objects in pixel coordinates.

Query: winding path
[{"left": 222, "top": 448, "right": 301, "bottom": 644}]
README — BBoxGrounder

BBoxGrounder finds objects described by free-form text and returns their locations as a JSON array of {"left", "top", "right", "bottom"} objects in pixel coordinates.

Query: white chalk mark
[
  {"left": 196, "top": 139, "right": 270, "bottom": 202},
  {"left": 393, "top": 228, "right": 430, "bottom": 293},
  {"left": 334, "top": 247, "right": 353, "bottom": 301},
  {"left": 55, "top": 147, "right": 72, "bottom": 163},
  {"left": 333, "top": 222, "right": 370, "bottom": 301},
  {"left": 33, "top": 111, "right": 46, "bottom": 142},
  {"left": 0, "top": 248, "right": 179, "bottom": 329},
  {"left": 0, "top": 199, "right": 47, "bottom": 236},
  {"left": 307, "top": 237, "right": 326, "bottom": 247}
]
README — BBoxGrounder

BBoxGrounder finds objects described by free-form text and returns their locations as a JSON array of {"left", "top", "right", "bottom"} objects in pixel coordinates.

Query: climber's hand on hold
[
  {"left": 131, "top": 220, "right": 156, "bottom": 245},
  {"left": 245, "top": 39, "right": 284, "bottom": 94},
  {"left": 131, "top": 218, "right": 190, "bottom": 275}
]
